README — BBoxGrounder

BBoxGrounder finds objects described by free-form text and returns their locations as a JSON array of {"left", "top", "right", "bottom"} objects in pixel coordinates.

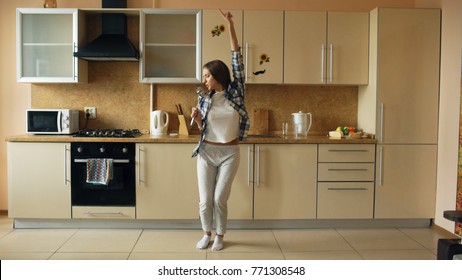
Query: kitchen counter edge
[{"left": 5, "top": 134, "right": 377, "bottom": 144}]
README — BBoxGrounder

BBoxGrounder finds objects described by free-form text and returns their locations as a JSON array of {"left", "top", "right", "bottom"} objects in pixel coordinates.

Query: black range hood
[{"left": 73, "top": 0, "right": 139, "bottom": 61}]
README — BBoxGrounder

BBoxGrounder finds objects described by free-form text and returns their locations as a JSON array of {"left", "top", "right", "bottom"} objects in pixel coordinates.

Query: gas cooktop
[{"left": 74, "top": 129, "right": 142, "bottom": 138}]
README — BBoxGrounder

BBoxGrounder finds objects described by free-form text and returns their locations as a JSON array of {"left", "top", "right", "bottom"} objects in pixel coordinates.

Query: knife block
[{"left": 178, "top": 115, "right": 189, "bottom": 135}]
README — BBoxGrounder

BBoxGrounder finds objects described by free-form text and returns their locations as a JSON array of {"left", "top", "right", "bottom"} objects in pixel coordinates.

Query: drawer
[
  {"left": 318, "top": 144, "right": 375, "bottom": 162},
  {"left": 317, "top": 182, "right": 374, "bottom": 219},
  {"left": 318, "top": 163, "right": 375, "bottom": 181},
  {"left": 72, "top": 206, "right": 135, "bottom": 219}
]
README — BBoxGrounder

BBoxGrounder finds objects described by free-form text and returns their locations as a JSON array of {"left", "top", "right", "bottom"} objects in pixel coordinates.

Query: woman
[{"left": 191, "top": 9, "right": 250, "bottom": 251}]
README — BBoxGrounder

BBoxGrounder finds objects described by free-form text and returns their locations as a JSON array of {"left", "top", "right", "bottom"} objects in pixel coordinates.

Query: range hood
[{"left": 73, "top": 1, "right": 139, "bottom": 61}]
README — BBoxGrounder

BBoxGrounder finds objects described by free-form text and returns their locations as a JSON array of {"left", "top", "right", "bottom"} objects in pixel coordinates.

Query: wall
[
  {"left": 0, "top": 0, "right": 419, "bottom": 211},
  {"left": 415, "top": 0, "right": 462, "bottom": 233}
]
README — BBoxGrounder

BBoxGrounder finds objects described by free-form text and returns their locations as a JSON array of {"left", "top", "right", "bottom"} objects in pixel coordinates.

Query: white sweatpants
[{"left": 197, "top": 143, "right": 240, "bottom": 235}]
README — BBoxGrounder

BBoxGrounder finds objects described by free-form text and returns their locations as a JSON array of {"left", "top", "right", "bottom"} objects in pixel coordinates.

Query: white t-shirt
[{"left": 205, "top": 91, "right": 240, "bottom": 143}]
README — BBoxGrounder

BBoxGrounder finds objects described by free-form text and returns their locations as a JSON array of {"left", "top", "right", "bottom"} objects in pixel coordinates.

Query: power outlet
[{"left": 84, "top": 107, "right": 96, "bottom": 119}]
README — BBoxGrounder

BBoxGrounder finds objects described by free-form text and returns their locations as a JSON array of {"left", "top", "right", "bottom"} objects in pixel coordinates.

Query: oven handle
[{"left": 73, "top": 159, "right": 130, "bottom": 163}]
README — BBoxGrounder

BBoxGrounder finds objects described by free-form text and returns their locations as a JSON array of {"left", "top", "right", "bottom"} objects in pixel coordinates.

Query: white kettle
[
  {"left": 150, "top": 110, "right": 169, "bottom": 135},
  {"left": 292, "top": 111, "right": 312, "bottom": 137}
]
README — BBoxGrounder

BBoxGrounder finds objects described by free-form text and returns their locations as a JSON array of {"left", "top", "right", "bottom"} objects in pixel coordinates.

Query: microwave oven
[{"left": 27, "top": 109, "right": 80, "bottom": 134}]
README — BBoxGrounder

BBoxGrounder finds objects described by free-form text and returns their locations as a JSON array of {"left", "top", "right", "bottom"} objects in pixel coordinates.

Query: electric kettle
[
  {"left": 292, "top": 111, "right": 312, "bottom": 137},
  {"left": 150, "top": 110, "right": 169, "bottom": 135}
]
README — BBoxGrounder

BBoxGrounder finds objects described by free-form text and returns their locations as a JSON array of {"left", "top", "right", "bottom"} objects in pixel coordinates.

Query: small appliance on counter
[
  {"left": 150, "top": 110, "right": 169, "bottom": 135},
  {"left": 26, "top": 109, "right": 79, "bottom": 135}
]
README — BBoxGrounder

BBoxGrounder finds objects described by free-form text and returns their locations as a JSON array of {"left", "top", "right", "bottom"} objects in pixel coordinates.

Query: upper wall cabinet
[
  {"left": 16, "top": 8, "right": 87, "bottom": 83},
  {"left": 284, "top": 11, "right": 369, "bottom": 85},
  {"left": 244, "top": 11, "right": 284, "bottom": 84},
  {"left": 140, "top": 9, "right": 202, "bottom": 83},
  {"left": 202, "top": 10, "right": 243, "bottom": 75}
]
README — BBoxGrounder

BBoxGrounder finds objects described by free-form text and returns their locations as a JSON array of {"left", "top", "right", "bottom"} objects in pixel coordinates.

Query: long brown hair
[{"left": 203, "top": 60, "right": 231, "bottom": 89}]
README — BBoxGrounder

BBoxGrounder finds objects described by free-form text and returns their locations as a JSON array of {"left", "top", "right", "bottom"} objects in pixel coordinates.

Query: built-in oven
[{"left": 70, "top": 142, "right": 136, "bottom": 207}]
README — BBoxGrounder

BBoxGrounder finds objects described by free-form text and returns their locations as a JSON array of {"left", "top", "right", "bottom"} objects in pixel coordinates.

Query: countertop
[{"left": 5, "top": 133, "right": 377, "bottom": 144}]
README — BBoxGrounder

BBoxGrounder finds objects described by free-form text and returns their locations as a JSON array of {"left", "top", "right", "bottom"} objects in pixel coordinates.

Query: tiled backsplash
[{"left": 32, "top": 62, "right": 358, "bottom": 134}]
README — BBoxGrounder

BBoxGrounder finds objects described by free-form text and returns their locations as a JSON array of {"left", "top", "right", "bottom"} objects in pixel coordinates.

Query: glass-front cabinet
[
  {"left": 140, "top": 9, "right": 202, "bottom": 83},
  {"left": 16, "top": 8, "right": 87, "bottom": 83}
]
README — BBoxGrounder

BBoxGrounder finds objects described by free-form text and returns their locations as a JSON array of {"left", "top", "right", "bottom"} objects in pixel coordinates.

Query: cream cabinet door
[
  {"left": 254, "top": 144, "right": 317, "bottom": 219},
  {"left": 202, "top": 10, "right": 243, "bottom": 72},
  {"left": 284, "top": 11, "right": 327, "bottom": 84},
  {"left": 243, "top": 11, "right": 283, "bottom": 84},
  {"left": 228, "top": 145, "right": 254, "bottom": 220},
  {"left": 375, "top": 145, "right": 437, "bottom": 219},
  {"left": 327, "top": 12, "right": 369, "bottom": 85},
  {"left": 376, "top": 9, "right": 440, "bottom": 144},
  {"left": 7, "top": 142, "right": 71, "bottom": 218},
  {"left": 136, "top": 144, "right": 198, "bottom": 219}
]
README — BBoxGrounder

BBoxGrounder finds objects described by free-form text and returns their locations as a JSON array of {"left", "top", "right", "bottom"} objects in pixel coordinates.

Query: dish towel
[{"left": 86, "top": 158, "right": 113, "bottom": 185}]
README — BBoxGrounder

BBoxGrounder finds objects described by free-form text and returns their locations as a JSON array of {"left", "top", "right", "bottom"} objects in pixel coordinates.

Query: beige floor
[{"left": 0, "top": 215, "right": 457, "bottom": 260}]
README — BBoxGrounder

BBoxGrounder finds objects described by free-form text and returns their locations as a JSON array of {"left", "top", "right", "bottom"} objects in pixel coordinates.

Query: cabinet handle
[
  {"left": 321, "top": 43, "right": 325, "bottom": 82},
  {"left": 138, "top": 146, "right": 143, "bottom": 187},
  {"left": 73, "top": 42, "right": 77, "bottom": 80},
  {"left": 83, "top": 212, "right": 125, "bottom": 216},
  {"left": 380, "top": 102, "right": 384, "bottom": 142},
  {"left": 247, "top": 145, "right": 251, "bottom": 187},
  {"left": 245, "top": 43, "right": 249, "bottom": 82},
  {"left": 327, "top": 168, "right": 369, "bottom": 171},
  {"left": 378, "top": 146, "right": 383, "bottom": 186},
  {"left": 327, "top": 149, "right": 369, "bottom": 152},
  {"left": 327, "top": 188, "right": 368, "bottom": 191},
  {"left": 256, "top": 145, "right": 260, "bottom": 187},
  {"left": 329, "top": 43, "right": 333, "bottom": 83},
  {"left": 64, "top": 144, "right": 69, "bottom": 186}
]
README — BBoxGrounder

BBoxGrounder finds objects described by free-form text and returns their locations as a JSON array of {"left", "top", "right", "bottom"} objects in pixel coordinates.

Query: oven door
[{"left": 71, "top": 158, "right": 136, "bottom": 206}]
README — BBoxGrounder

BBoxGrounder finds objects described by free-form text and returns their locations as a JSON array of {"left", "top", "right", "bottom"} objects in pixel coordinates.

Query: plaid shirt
[{"left": 192, "top": 50, "right": 250, "bottom": 157}]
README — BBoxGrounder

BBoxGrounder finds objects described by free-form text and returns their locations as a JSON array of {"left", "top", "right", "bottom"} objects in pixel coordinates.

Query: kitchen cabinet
[
  {"left": 16, "top": 8, "right": 87, "bottom": 83},
  {"left": 139, "top": 9, "right": 202, "bottom": 83},
  {"left": 202, "top": 9, "right": 243, "bottom": 74},
  {"left": 229, "top": 144, "right": 317, "bottom": 220},
  {"left": 136, "top": 143, "right": 199, "bottom": 219},
  {"left": 317, "top": 144, "right": 375, "bottom": 219},
  {"left": 358, "top": 8, "right": 440, "bottom": 219},
  {"left": 243, "top": 11, "right": 284, "bottom": 84},
  {"left": 7, "top": 142, "right": 71, "bottom": 219},
  {"left": 284, "top": 11, "right": 369, "bottom": 85},
  {"left": 375, "top": 145, "right": 437, "bottom": 218}
]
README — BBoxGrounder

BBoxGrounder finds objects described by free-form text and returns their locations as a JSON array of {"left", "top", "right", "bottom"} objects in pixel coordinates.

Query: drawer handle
[
  {"left": 327, "top": 168, "right": 369, "bottom": 171},
  {"left": 327, "top": 150, "right": 369, "bottom": 152},
  {"left": 327, "top": 188, "right": 368, "bottom": 191},
  {"left": 83, "top": 212, "right": 125, "bottom": 216}
]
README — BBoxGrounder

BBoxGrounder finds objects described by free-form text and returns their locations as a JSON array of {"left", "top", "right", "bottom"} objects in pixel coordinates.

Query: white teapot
[{"left": 292, "top": 111, "right": 312, "bottom": 137}]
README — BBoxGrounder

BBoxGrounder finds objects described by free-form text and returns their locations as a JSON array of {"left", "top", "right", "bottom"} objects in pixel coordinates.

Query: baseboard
[
  {"left": 0, "top": 210, "right": 8, "bottom": 216},
  {"left": 431, "top": 223, "right": 459, "bottom": 238}
]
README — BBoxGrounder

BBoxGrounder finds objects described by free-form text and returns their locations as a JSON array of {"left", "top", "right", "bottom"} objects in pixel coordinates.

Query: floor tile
[
  {"left": 273, "top": 229, "right": 354, "bottom": 252},
  {"left": 0, "top": 252, "right": 53, "bottom": 260},
  {"left": 129, "top": 252, "right": 206, "bottom": 260},
  {"left": 358, "top": 249, "right": 436, "bottom": 260},
  {"left": 132, "top": 230, "right": 204, "bottom": 253},
  {"left": 207, "top": 252, "right": 285, "bottom": 260},
  {"left": 208, "top": 230, "right": 280, "bottom": 253},
  {"left": 337, "top": 228, "right": 425, "bottom": 251},
  {"left": 398, "top": 227, "right": 454, "bottom": 250},
  {"left": 49, "top": 252, "right": 130, "bottom": 260},
  {"left": 0, "top": 229, "right": 77, "bottom": 253},
  {"left": 284, "top": 250, "right": 363, "bottom": 260},
  {"left": 57, "top": 229, "right": 142, "bottom": 253}
]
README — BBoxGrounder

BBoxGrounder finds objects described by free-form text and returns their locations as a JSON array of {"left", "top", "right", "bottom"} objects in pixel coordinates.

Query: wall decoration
[
  {"left": 259, "top": 53, "right": 270, "bottom": 65},
  {"left": 211, "top": 24, "right": 225, "bottom": 37}
]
